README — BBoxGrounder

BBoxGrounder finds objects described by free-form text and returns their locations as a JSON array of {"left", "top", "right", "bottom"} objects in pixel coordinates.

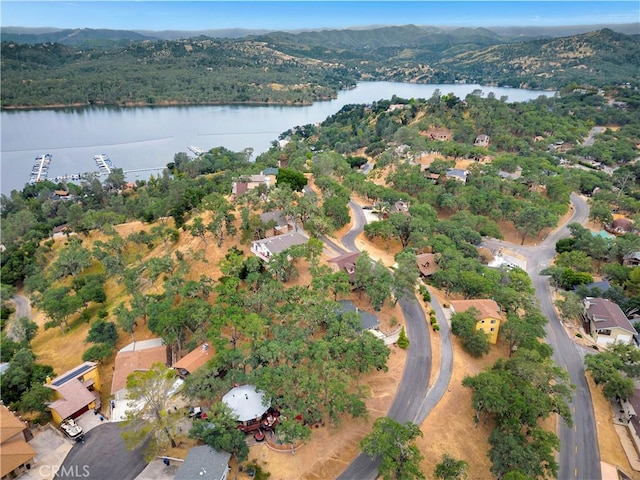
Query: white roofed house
[
  {"left": 221, "top": 384, "right": 278, "bottom": 433},
  {"left": 583, "top": 297, "right": 638, "bottom": 347},
  {"left": 251, "top": 231, "right": 309, "bottom": 262}
]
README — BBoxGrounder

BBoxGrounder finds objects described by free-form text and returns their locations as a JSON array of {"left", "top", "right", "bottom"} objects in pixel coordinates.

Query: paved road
[
  {"left": 337, "top": 201, "right": 453, "bottom": 480},
  {"left": 6, "top": 295, "right": 31, "bottom": 341},
  {"left": 485, "top": 194, "right": 600, "bottom": 480}
]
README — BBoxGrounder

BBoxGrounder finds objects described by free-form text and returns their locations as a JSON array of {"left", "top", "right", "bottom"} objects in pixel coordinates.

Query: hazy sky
[{"left": 2, "top": 1, "right": 639, "bottom": 31}]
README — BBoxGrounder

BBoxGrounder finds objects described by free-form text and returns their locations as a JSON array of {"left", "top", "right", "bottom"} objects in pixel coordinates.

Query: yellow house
[
  {"left": 45, "top": 361, "right": 102, "bottom": 425},
  {"left": 450, "top": 299, "right": 502, "bottom": 344}
]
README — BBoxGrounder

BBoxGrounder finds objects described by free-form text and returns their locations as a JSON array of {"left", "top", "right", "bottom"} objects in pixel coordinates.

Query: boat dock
[
  {"left": 29, "top": 154, "right": 52, "bottom": 184},
  {"left": 188, "top": 145, "right": 204, "bottom": 156},
  {"left": 94, "top": 154, "right": 113, "bottom": 175}
]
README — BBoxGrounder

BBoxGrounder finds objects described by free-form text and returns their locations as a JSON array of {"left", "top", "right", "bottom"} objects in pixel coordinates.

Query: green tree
[
  {"left": 86, "top": 319, "right": 118, "bottom": 346},
  {"left": 19, "top": 382, "right": 54, "bottom": 414},
  {"left": 41, "top": 286, "right": 83, "bottom": 334},
  {"left": 51, "top": 239, "right": 92, "bottom": 279},
  {"left": 121, "top": 363, "right": 183, "bottom": 461},
  {"left": 514, "top": 204, "right": 557, "bottom": 245},
  {"left": 276, "top": 168, "right": 308, "bottom": 192},
  {"left": 434, "top": 453, "right": 469, "bottom": 480},
  {"left": 82, "top": 343, "right": 114, "bottom": 363},
  {"left": 393, "top": 250, "right": 419, "bottom": 305},
  {"left": 360, "top": 417, "right": 425, "bottom": 480},
  {"left": 189, "top": 402, "right": 249, "bottom": 461}
]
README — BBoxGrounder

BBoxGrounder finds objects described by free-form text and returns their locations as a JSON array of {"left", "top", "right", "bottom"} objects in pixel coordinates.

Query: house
[
  {"left": 450, "top": 299, "right": 502, "bottom": 344},
  {"left": 606, "top": 218, "right": 635, "bottom": 235},
  {"left": 421, "top": 127, "right": 452, "bottom": 141},
  {"left": 231, "top": 174, "right": 271, "bottom": 196},
  {"left": 392, "top": 201, "right": 410, "bottom": 214},
  {"left": 416, "top": 253, "right": 440, "bottom": 278},
  {"left": 337, "top": 300, "right": 380, "bottom": 332},
  {"left": 583, "top": 297, "right": 637, "bottom": 347},
  {"left": 327, "top": 251, "right": 360, "bottom": 284},
  {"left": 174, "top": 446, "right": 231, "bottom": 480},
  {"left": 623, "top": 252, "right": 640, "bottom": 267},
  {"left": 1, "top": 404, "right": 35, "bottom": 480},
  {"left": 573, "top": 281, "right": 611, "bottom": 297},
  {"left": 173, "top": 343, "right": 213, "bottom": 378},
  {"left": 44, "top": 362, "right": 102, "bottom": 425},
  {"left": 111, "top": 339, "right": 170, "bottom": 396},
  {"left": 221, "top": 385, "right": 270, "bottom": 433},
  {"left": 251, "top": 231, "right": 309, "bottom": 262},
  {"left": 259, "top": 210, "right": 293, "bottom": 237},
  {"left": 445, "top": 169, "right": 469, "bottom": 183},
  {"left": 473, "top": 134, "right": 490, "bottom": 148}
]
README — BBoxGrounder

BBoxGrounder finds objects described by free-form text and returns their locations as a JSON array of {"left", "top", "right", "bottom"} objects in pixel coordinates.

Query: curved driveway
[
  {"left": 6, "top": 295, "right": 31, "bottom": 341},
  {"left": 337, "top": 201, "right": 453, "bottom": 480},
  {"left": 485, "top": 194, "right": 600, "bottom": 480}
]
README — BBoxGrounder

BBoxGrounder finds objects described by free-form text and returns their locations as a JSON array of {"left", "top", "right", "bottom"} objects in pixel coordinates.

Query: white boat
[
  {"left": 60, "top": 418, "right": 84, "bottom": 441},
  {"left": 188, "top": 145, "right": 204, "bottom": 156}
]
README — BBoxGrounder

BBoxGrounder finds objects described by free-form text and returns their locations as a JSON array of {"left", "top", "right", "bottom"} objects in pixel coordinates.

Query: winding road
[
  {"left": 337, "top": 201, "right": 453, "bottom": 480},
  {"left": 484, "top": 193, "right": 600, "bottom": 480},
  {"left": 6, "top": 295, "right": 32, "bottom": 340}
]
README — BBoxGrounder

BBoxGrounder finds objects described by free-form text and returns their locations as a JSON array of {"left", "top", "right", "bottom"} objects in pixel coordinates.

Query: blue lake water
[{"left": 0, "top": 82, "right": 553, "bottom": 194}]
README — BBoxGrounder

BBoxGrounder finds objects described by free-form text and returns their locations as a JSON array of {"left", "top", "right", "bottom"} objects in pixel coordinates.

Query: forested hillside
[{"left": 2, "top": 26, "right": 639, "bottom": 108}]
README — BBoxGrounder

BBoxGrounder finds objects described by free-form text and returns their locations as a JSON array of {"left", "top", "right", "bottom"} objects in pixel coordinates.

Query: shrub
[
  {"left": 397, "top": 326, "right": 409, "bottom": 349},
  {"left": 432, "top": 324, "right": 440, "bottom": 332},
  {"left": 430, "top": 317, "right": 437, "bottom": 325},
  {"left": 82, "top": 343, "right": 114, "bottom": 362}
]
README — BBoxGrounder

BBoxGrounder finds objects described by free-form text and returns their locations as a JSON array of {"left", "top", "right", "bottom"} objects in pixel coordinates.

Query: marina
[
  {"left": 29, "top": 153, "right": 119, "bottom": 185},
  {"left": 29, "top": 154, "right": 52, "bottom": 184}
]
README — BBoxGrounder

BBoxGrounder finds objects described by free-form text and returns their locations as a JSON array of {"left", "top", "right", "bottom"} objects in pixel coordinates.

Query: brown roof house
[
  {"left": 44, "top": 361, "right": 102, "bottom": 425},
  {"left": 1, "top": 404, "right": 35, "bottom": 480},
  {"left": 421, "top": 127, "right": 453, "bottom": 141},
  {"left": 606, "top": 218, "right": 635, "bottom": 235},
  {"left": 416, "top": 253, "right": 440, "bottom": 278},
  {"left": 111, "top": 339, "right": 170, "bottom": 397},
  {"left": 173, "top": 343, "right": 214, "bottom": 378},
  {"left": 450, "top": 299, "right": 502, "bottom": 344},
  {"left": 251, "top": 231, "right": 308, "bottom": 263},
  {"left": 232, "top": 174, "right": 271, "bottom": 197},
  {"left": 327, "top": 251, "right": 360, "bottom": 284},
  {"left": 583, "top": 297, "right": 637, "bottom": 347}
]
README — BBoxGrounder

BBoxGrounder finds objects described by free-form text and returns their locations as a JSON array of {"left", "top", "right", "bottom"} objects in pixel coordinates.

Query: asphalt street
[
  {"left": 337, "top": 201, "right": 453, "bottom": 480},
  {"left": 485, "top": 194, "right": 600, "bottom": 480}
]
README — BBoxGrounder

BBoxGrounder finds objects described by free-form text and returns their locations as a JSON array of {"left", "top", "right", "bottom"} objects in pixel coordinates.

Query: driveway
[{"left": 54, "top": 422, "right": 147, "bottom": 480}]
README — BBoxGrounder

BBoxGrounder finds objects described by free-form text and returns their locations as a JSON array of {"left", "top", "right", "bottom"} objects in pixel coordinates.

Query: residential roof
[
  {"left": 252, "top": 231, "right": 309, "bottom": 255},
  {"left": 261, "top": 167, "right": 279, "bottom": 176},
  {"left": 450, "top": 299, "right": 502, "bottom": 320},
  {"left": 416, "top": 253, "right": 440, "bottom": 277},
  {"left": 118, "top": 338, "right": 164, "bottom": 353},
  {"left": 221, "top": 385, "right": 268, "bottom": 422},
  {"left": 173, "top": 344, "right": 213, "bottom": 375},
  {"left": 259, "top": 210, "right": 289, "bottom": 228},
  {"left": 1, "top": 436, "right": 35, "bottom": 478},
  {"left": 623, "top": 252, "right": 640, "bottom": 261},
  {"left": 445, "top": 169, "right": 469, "bottom": 181},
  {"left": 573, "top": 281, "right": 611, "bottom": 295},
  {"left": 0, "top": 405, "right": 27, "bottom": 443},
  {"left": 337, "top": 300, "right": 379, "bottom": 330},
  {"left": 49, "top": 362, "right": 97, "bottom": 388},
  {"left": 174, "top": 446, "right": 231, "bottom": 480},
  {"left": 48, "top": 379, "right": 97, "bottom": 420},
  {"left": 585, "top": 297, "right": 637, "bottom": 334},
  {"left": 610, "top": 218, "right": 634, "bottom": 232},
  {"left": 111, "top": 344, "right": 169, "bottom": 394},
  {"left": 328, "top": 251, "right": 360, "bottom": 280}
]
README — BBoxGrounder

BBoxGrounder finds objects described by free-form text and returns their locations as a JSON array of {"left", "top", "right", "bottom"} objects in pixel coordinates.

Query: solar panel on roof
[{"left": 51, "top": 363, "right": 93, "bottom": 386}]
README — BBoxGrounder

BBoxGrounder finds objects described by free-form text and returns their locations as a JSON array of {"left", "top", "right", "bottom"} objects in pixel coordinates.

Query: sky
[{"left": 1, "top": 1, "right": 639, "bottom": 31}]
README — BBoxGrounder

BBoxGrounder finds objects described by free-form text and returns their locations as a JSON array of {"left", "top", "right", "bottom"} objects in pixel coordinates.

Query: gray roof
[
  {"left": 252, "top": 231, "right": 308, "bottom": 255},
  {"left": 261, "top": 167, "right": 279, "bottom": 176},
  {"left": 337, "top": 300, "right": 379, "bottom": 331},
  {"left": 174, "top": 446, "right": 231, "bottom": 480},
  {"left": 221, "top": 384, "right": 268, "bottom": 422},
  {"left": 573, "top": 281, "right": 611, "bottom": 294},
  {"left": 585, "top": 297, "right": 637, "bottom": 334},
  {"left": 259, "top": 210, "right": 288, "bottom": 227},
  {"left": 624, "top": 252, "right": 640, "bottom": 261}
]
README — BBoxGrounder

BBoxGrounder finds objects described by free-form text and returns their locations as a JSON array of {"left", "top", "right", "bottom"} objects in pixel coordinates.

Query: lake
[{"left": 0, "top": 82, "right": 553, "bottom": 194}]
